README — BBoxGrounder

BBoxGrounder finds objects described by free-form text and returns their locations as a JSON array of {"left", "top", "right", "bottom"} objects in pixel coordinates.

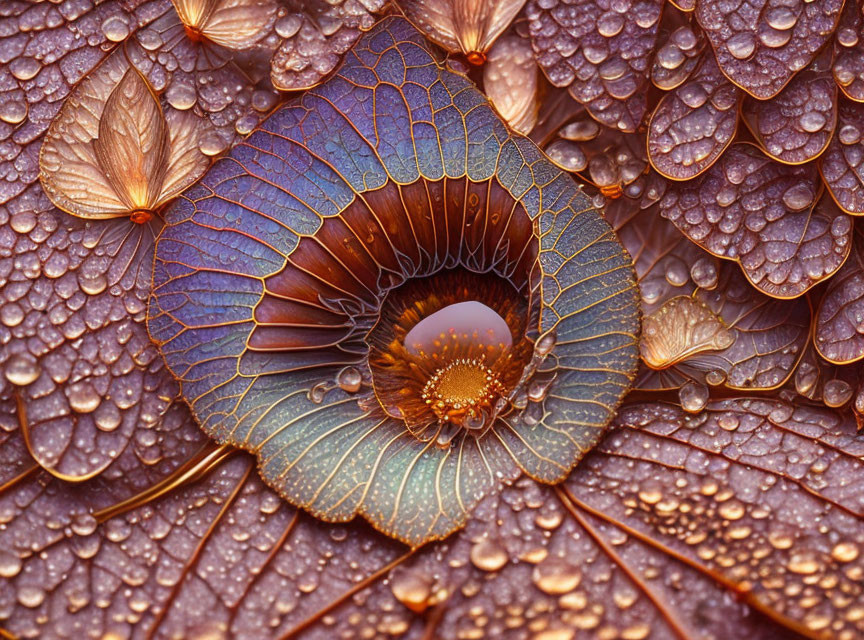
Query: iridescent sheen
[{"left": 148, "top": 17, "right": 640, "bottom": 546}]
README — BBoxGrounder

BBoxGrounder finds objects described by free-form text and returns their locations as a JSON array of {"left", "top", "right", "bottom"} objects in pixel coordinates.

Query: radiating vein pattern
[{"left": 148, "top": 17, "right": 640, "bottom": 546}]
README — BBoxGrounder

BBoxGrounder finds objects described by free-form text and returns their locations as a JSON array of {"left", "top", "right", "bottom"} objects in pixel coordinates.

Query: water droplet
[
  {"left": 0, "top": 550, "right": 22, "bottom": 578},
  {"left": 598, "top": 57, "right": 628, "bottom": 81},
  {"left": 70, "top": 513, "right": 98, "bottom": 537},
  {"left": 679, "top": 84, "right": 708, "bottom": 109},
  {"left": 559, "top": 120, "right": 600, "bottom": 142},
  {"left": 830, "top": 541, "right": 859, "bottom": 563},
  {"left": 0, "top": 101, "right": 27, "bottom": 125},
  {"left": 765, "top": 7, "right": 798, "bottom": 30},
  {"left": 679, "top": 380, "right": 708, "bottom": 413},
  {"left": 535, "top": 331, "right": 557, "bottom": 357},
  {"left": 10, "top": 57, "right": 40, "bottom": 81},
  {"left": 824, "top": 379, "right": 853, "bottom": 407},
  {"left": 67, "top": 382, "right": 101, "bottom": 414},
  {"left": 470, "top": 538, "right": 508, "bottom": 572},
  {"left": 17, "top": 586, "right": 45, "bottom": 608},
  {"left": 597, "top": 12, "right": 624, "bottom": 37},
  {"left": 839, "top": 124, "right": 861, "bottom": 146},
  {"left": 166, "top": 82, "right": 197, "bottom": 111},
  {"left": 275, "top": 14, "right": 302, "bottom": 38},
  {"left": 101, "top": 15, "right": 130, "bottom": 42},
  {"left": 717, "top": 499, "right": 745, "bottom": 520},
  {"left": 781, "top": 183, "right": 814, "bottom": 211},
  {"left": 759, "top": 26, "right": 792, "bottom": 48},
  {"left": 390, "top": 568, "right": 433, "bottom": 613},
  {"left": 79, "top": 273, "right": 107, "bottom": 296},
  {"left": 690, "top": 257, "right": 718, "bottom": 289},
  {"left": 199, "top": 132, "right": 229, "bottom": 156},
  {"left": 336, "top": 366, "right": 362, "bottom": 393},
  {"left": 787, "top": 553, "right": 820, "bottom": 575},
  {"left": 546, "top": 140, "right": 587, "bottom": 172},
  {"left": 5, "top": 353, "right": 40, "bottom": 386},
  {"left": 657, "top": 43, "right": 685, "bottom": 70},
  {"left": 532, "top": 556, "right": 581, "bottom": 594},
  {"left": 798, "top": 111, "right": 826, "bottom": 133},
  {"left": 726, "top": 33, "right": 756, "bottom": 60}
]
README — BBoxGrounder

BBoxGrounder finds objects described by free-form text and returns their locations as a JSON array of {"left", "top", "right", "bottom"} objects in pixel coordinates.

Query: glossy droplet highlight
[
  {"left": 5, "top": 354, "right": 41, "bottom": 386},
  {"left": 470, "top": 538, "right": 509, "bottom": 572}
]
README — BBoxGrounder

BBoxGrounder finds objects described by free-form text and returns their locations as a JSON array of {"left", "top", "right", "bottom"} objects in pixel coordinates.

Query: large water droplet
[
  {"left": 470, "top": 538, "right": 508, "bottom": 572},
  {"left": 5, "top": 353, "right": 40, "bottom": 386},
  {"left": 531, "top": 556, "right": 581, "bottom": 594}
]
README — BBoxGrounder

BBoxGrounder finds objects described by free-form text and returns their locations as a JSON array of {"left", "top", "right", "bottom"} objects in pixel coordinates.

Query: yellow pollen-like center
[{"left": 421, "top": 358, "right": 506, "bottom": 424}]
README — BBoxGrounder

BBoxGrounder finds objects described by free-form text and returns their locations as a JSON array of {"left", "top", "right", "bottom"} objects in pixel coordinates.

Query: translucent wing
[
  {"left": 171, "top": 0, "right": 277, "bottom": 49},
  {"left": 401, "top": 0, "right": 527, "bottom": 59},
  {"left": 158, "top": 108, "right": 213, "bottom": 205},
  {"left": 93, "top": 66, "right": 171, "bottom": 212},
  {"left": 38, "top": 53, "right": 133, "bottom": 218},
  {"left": 484, "top": 33, "right": 539, "bottom": 134}
]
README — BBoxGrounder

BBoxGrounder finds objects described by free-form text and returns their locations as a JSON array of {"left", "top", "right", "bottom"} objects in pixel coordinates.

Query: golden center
[{"left": 422, "top": 357, "right": 506, "bottom": 424}]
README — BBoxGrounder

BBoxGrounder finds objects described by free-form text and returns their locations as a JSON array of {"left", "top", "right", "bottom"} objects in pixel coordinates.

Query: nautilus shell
[{"left": 148, "top": 17, "right": 640, "bottom": 546}]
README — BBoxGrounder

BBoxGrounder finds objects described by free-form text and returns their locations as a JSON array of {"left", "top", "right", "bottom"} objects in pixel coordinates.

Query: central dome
[{"left": 147, "top": 17, "right": 640, "bottom": 546}]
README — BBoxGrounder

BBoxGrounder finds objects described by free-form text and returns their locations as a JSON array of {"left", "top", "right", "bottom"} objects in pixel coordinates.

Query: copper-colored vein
[
  {"left": 277, "top": 546, "right": 420, "bottom": 639},
  {"left": 554, "top": 486, "right": 694, "bottom": 640},
  {"left": 614, "top": 421, "right": 864, "bottom": 518},
  {"left": 559, "top": 485, "right": 823, "bottom": 640},
  {"left": 146, "top": 459, "right": 254, "bottom": 639},
  {"left": 92, "top": 442, "right": 234, "bottom": 523}
]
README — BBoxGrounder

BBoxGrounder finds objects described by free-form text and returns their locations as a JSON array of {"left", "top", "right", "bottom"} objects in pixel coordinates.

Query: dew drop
[
  {"left": 823, "top": 379, "right": 853, "bottom": 407},
  {"left": 67, "top": 382, "right": 101, "bottom": 414},
  {"left": 798, "top": 111, "right": 826, "bottom": 133},
  {"left": 101, "top": 15, "right": 130, "bottom": 42},
  {"left": 336, "top": 366, "right": 362, "bottom": 393},
  {"left": 781, "top": 183, "right": 814, "bottom": 211},
  {"left": 4, "top": 353, "right": 40, "bottom": 386},
  {"left": 839, "top": 124, "right": 861, "bottom": 145},
  {"left": 657, "top": 43, "right": 685, "bottom": 70},
  {"left": 597, "top": 12, "right": 624, "bottom": 37},
  {"left": 17, "top": 586, "right": 45, "bottom": 608},
  {"left": 531, "top": 556, "right": 581, "bottom": 594},
  {"left": 470, "top": 538, "right": 508, "bottom": 572},
  {"left": 765, "top": 7, "right": 798, "bottom": 30},
  {"left": 546, "top": 139, "right": 587, "bottom": 172},
  {"left": 830, "top": 541, "right": 859, "bottom": 563},
  {"left": 389, "top": 567, "right": 433, "bottom": 613},
  {"left": 726, "top": 33, "right": 756, "bottom": 60},
  {"left": 0, "top": 550, "right": 22, "bottom": 578},
  {"left": 0, "top": 101, "right": 27, "bottom": 125},
  {"left": 690, "top": 257, "right": 718, "bottom": 289},
  {"left": 558, "top": 120, "right": 600, "bottom": 142},
  {"left": 275, "top": 14, "right": 303, "bottom": 38},
  {"left": 679, "top": 380, "right": 708, "bottom": 413},
  {"left": 679, "top": 84, "right": 708, "bottom": 109},
  {"left": 199, "top": 132, "right": 229, "bottom": 156},
  {"left": 10, "top": 57, "right": 40, "bottom": 81},
  {"left": 166, "top": 82, "right": 197, "bottom": 111}
]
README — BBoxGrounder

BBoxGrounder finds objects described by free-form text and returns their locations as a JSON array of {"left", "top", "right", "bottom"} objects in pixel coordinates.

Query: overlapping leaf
[
  {"left": 743, "top": 54, "right": 838, "bottom": 165},
  {"left": 483, "top": 33, "right": 540, "bottom": 134},
  {"left": 833, "top": 0, "right": 864, "bottom": 102},
  {"left": 815, "top": 225, "right": 864, "bottom": 364},
  {"left": 696, "top": 0, "right": 843, "bottom": 99},
  {"left": 399, "top": 0, "right": 527, "bottom": 61},
  {"left": 659, "top": 143, "right": 853, "bottom": 298},
  {"left": 650, "top": 22, "right": 706, "bottom": 91},
  {"left": 526, "top": 0, "right": 663, "bottom": 131},
  {"left": 609, "top": 203, "right": 810, "bottom": 401},
  {"left": 170, "top": 0, "right": 278, "bottom": 49},
  {"left": 39, "top": 51, "right": 212, "bottom": 220},
  {"left": 821, "top": 98, "right": 864, "bottom": 214},
  {"left": 648, "top": 55, "right": 741, "bottom": 181},
  {"left": 270, "top": 0, "right": 385, "bottom": 91}
]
